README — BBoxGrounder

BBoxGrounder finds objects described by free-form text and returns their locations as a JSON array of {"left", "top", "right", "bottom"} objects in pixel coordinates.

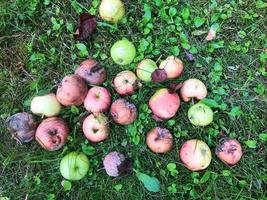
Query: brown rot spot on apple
[
  {"left": 7, "top": 112, "right": 37, "bottom": 143},
  {"left": 35, "top": 117, "right": 69, "bottom": 151},
  {"left": 215, "top": 137, "right": 242, "bottom": 165}
]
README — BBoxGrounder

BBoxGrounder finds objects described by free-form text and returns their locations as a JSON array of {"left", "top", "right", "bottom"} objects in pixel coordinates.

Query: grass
[{"left": 0, "top": 0, "right": 266, "bottom": 199}]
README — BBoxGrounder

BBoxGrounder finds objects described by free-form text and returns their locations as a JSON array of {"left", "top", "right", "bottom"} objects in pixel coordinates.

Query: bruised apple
[
  {"left": 56, "top": 75, "right": 88, "bottom": 106},
  {"left": 99, "top": 0, "right": 125, "bottom": 24},
  {"left": 158, "top": 56, "right": 184, "bottom": 79},
  {"left": 84, "top": 86, "right": 111, "bottom": 113},
  {"left": 31, "top": 93, "right": 61, "bottom": 117},
  {"left": 82, "top": 113, "right": 109, "bottom": 142},
  {"left": 146, "top": 127, "right": 173, "bottom": 153},
  {"left": 35, "top": 117, "right": 69, "bottom": 151},
  {"left": 111, "top": 39, "right": 136, "bottom": 65},
  {"left": 103, "top": 151, "right": 132, "bottom": 177},
  {"left": 179, "top": 139, "right": 212, "bottom": 171},
  {"left": 113, "top": 70, "right": 138, "bottom": 95},
  {"left": 149, "top": 88, "right": 180, "bottom": 120},
  {"left": 7, "top": 112, "right": 36, "bottom": 143},
  {"left": 110, "top": 99, "right": 137, "bottom": 125},
  {"left": 180, "top": 78, "right": 207, "bottom": 102},
  {"left": 215, "top": 137, "right": 242, "bottom": 165},
  {"left": 60, "top": 151, "right": 89, "bottom": 181},
  {"left": 75, "top": 59, "right": 106, "bottom": 85},
  {"left": 188, "top": 103, "right": 213, "bottom": 126},
  {"left": 136, "top": 59, "right": 157, "bottom": 82}
]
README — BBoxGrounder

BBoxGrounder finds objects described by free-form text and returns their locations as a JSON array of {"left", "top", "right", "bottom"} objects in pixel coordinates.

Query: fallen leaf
[
  {"left": 151, "top": 69, "right": 168, "bottom": 82},
  {"left": 75, "top": 13, "right": 97, "bottom": 41}
]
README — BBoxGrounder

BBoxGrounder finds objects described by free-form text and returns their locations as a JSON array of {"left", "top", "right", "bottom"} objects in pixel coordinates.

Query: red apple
[
  {"left": 215, "top": 137, "right": 242, "bottom": 165},
  {"left": 149, "top": 88, "right": 180, "bottom": 120},
  {"left": 83, "top": 113, "right": 109, "bottom": 142},
  {"left": 180, "top": 78, "right": 207, "bottom": 102},
  {"left": 110, "top": 99, "right": 137, "bottom": 125},
  {"left": 75, "top": 59, "right": 106, "bottom": 85},
  {"left": 113, "top": 70, "right": 138, "bottom": 95},
  {"left": 84, "top": 86, "right": 111, "bottom": 113},
  {"left": 159, "top": 56, "right": 184, "bottom": 79},
  {"left": 35, "top": 117, "right": 69, "bottom": 151},
  {"left": 146, "top": 127, "right": 173, "bottom": 153},
  {"left": 56, "top": 75, "right": 88, "bottom": 106}
]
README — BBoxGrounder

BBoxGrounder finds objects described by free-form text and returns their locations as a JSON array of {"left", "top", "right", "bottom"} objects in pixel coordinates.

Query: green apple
[
  {"left": 99, "top": 0, "right": 125, "bottom": 24},
  {"left": 60, "top": 152, "right": 89, "bottom": 181},
  {"left": 111, "top": 39, "right": 136, "bottom": 65},
  {"left": 136, "top": 59, "right": 157, "bottom": 82},
  {"left": 188, "top": 103, "right": 213, "bottom": 126},
  {"left": 31, "top": 93, "right": 61, "bottom": 117}
]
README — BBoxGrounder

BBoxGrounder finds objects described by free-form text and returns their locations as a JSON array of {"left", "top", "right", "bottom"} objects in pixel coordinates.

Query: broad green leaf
[
  {"left": 259, "top": 133, "right": 267, "bottom": 141},
  {"left": 62, "top": 180, "right": 72, "bottom": 191},
  {"left": 143, "top": 4, "right": 151, "bottom": 24},
  {"left": 113, "top": 184, "right": 123, "bottom": 191},
  {"left": 181, "top": 8, "right": 190, "bottom": 20},
  {"left": 200, "top": 171, "right": 210, "bottom": 183},
  {"left": 194, "top": 17, "right": 205, "bottom": 28},
  {"left": 244, "top": 140, "right": 257, "bottom": 148},
  {"left": 169, "top": 7, "right": 177, "bottom": 17},
  {"left": 136, "top": 172, "right": 160, "bottom": 192}
]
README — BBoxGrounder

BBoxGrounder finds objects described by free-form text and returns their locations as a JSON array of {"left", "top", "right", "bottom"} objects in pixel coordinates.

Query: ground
[{"left": 0, "top": 0, "right": 266, "bottom": 199}]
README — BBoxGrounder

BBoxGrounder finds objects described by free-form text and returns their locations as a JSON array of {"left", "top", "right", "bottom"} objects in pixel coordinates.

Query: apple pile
[{"left": 6, "top": 0, "right": 244, "bottom": 183}]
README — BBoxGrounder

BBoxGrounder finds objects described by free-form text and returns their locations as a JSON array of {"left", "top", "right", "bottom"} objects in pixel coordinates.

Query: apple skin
[
  {"left": 75, "top": 59, "right": 106, "bottom": 85},
  {"left": 146, "top": 127, "right": 173, "bottom": 153},
  {"left": 149, "top": 88, "right": 180, "bottom": 120},
  {"left": 31, "top": 93, "right": 61, "bottom": 117},
  {"left": 99, "top": 0, "right": 125, "bottom": 24},
  {"left": 84, "top": 86, "right": 111, "bottom": 113},
  {"left": 83, "top": 113, "right": 109, "bottom": 142},
  {"left": 180, "top": 78, "right": 207, "bottom": 102},
  {"left": 111, "top": 39, "right": 136, "bottom": 65},
  {"left": 56, "top": 75, "right": 88, "bottom": 106},
  {"left": 110, "top": 99, "right": 137, "bottom": 125},
  {"left": 60, "top": 152, "right": 90, "bottom": 181},
  {"left": 188, "top": 103, "right": 213, "bottom": 126},
  {"left": 179, "top": 139, "right": 212, "bottom": 171},
  {"left": 103, "top": 151, "right": 125, "bottom": 177},
  {"left": 159, "top": 56, "right": 184, "bottom": 79},
  {"left": 114, "top": 70, "right": 138, "bottom": 95},
  {"left": 136, "top": 59, "right": 157, "bottom": 82},
  {"left": 215, "top": 137, "right": 242, "bottom": 165},
  {"left": 35, "top": 117, "right": 69, "bottom": 151},
  {"left": 7, "top": 112, "right": 36, "bottom": 143}
]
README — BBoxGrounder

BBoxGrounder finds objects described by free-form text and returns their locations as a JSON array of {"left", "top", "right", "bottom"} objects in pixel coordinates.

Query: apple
[
  {"left": 7, "top": 112, "right": 36, "bottom": 143},
  {"left": 35, "top": 117, "right": 69, "bottom": 151},
  {"left": 84, "top": 86, "right": 111, "bottom": 113},
  {"left": 83, "top": 113, "right": 109, "bottom": 142},
  {"left": 60, "top": 152, "right": 90, "bottom": 181},
  {"left": 56, "top": 75, "right": 88, "bottom": 106},
  {"left": 103, "top": 151, "right": 126, "bottom": 177},
  {"left": 110, "top": 99, "right": 137, "bottom": 125},
  {"left": 31, "top": 93, "right": 61, "bottom": 117},
  {"left": 179, "top": 139, "right": 212, "bottom": 171},
  {"left": 113, "top": 70, "right": 138, "bottom": 95},
  {"left": 180, "top": 78, "right": 207, "bottom": 102},
  {"left": 215, "top": 137, "right": 242, "bottom": 165},
  {"left": 99, "top": 0, "right": 125, "bottom": 24},
  {"left": 146, "top": 127, "right": 173, "bottom": 153},
  {"left": 188, "top": 102, "right": 213, "bottom": 126},
  {"left": 136, "top": 59, "right": 157, "bottom": 82},
  {"left": 159, "top": 56, "right": 184, "bottom": 79},
  {"left": 149, "top": 88, "right": 180, "bottom": 120},
  {"left": 111, "top": 39, "right": 136, "bottom": 65},
  {"left": 75, "top": 59, "right": 106, "bottom": 85}
]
